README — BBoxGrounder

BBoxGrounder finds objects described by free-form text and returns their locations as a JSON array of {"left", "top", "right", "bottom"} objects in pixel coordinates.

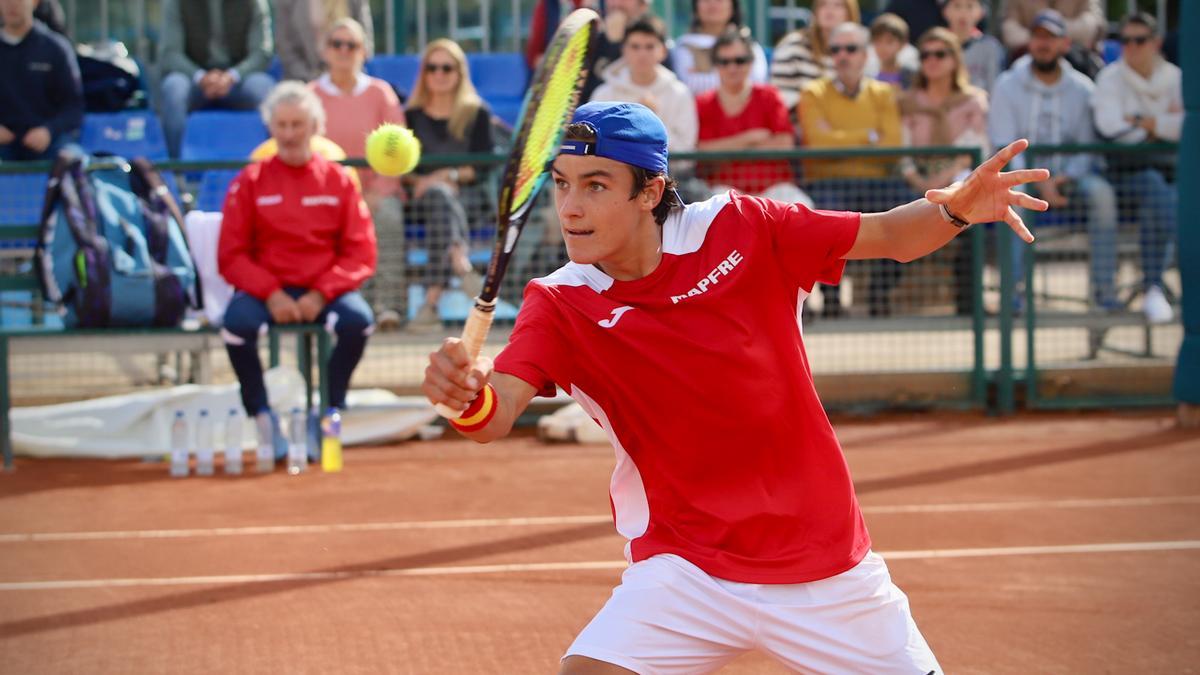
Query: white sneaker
[{"left": 1143, "top": 285, "right": 1174, "bottom": 324}]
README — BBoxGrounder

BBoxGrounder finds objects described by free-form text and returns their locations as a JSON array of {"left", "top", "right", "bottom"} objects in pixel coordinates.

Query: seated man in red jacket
[{"left": 219, "top": 81, "right": 377, "bottom": 456}]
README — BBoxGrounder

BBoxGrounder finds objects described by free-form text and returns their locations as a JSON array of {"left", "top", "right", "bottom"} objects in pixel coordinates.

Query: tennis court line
[
  {"left": 1, "top": 540, "right": 1198, "bottom": 591},
  {"left": 3, "top": 495, "right": 1199, "bottom": 544}
]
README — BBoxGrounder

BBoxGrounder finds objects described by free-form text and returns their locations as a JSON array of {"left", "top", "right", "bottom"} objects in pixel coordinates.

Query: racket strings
[{"left": 510, "top": 25, "right": 593, "bottom": 215}]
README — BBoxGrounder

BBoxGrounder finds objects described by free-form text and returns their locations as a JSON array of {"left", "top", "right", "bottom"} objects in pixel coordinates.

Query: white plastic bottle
[
  {"left": 287, "top": 406, "right": 307, "bottom": 475},
  {"left": 195, "top": 409, "right": 214, "bottom": 476},
  {"left": 254, "top": 410, "right": 275, "bottom": 474},
  {"left": 224, "top": 408, "right": 243, "bottom": 475},
  {"left": 169, "top": 411, "right": 189, "bottom": 478}
]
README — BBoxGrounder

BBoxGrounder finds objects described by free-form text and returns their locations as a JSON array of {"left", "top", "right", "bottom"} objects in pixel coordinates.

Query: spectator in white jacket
[
  {"left": 1092, "top": 12, "right": 1182, "bottom": 323},
  {"left": 593, "top": 17, "right": 710, "bottom": 202}
]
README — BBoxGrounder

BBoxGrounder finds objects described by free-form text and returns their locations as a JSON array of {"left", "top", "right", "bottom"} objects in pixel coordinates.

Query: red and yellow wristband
[{"left": 449, "top": 383, "right": 498, "bottom": 432}]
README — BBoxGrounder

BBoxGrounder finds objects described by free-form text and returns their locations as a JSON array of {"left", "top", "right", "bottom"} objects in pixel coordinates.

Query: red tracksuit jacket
[{"left": 218, "top": 154, "right": 377, "bottom": 301}]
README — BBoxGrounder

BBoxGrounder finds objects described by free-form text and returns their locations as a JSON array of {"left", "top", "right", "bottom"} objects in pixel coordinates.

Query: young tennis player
[{"left": 422, "top": 101, "right": 1048, "bottom": 674}]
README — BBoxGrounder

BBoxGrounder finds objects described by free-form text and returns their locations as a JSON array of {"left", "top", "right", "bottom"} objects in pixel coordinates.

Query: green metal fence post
[
  {"left": 970, "top": 148, "right": 986, "bottom": 409},
  {"left": 318, "top": 329, "right": 331, "bottom": 412},
  {"left": 1173, "top": 0, "right": 1200, "bottom": 409},
  {"left": 298, "top": 331, "right": 312, "bottom": 411},
  {"left": 997, "top": 213, "right": 1016, "bottom": 415},
  {"left": 269, "top": 330, "right": 280, "bottom": 368},
  {"left": 1, "top": 335, "right": 11, "bottom": 472},
  {"left": 971, "top": 211, "right": 986, "bottom": 408}
]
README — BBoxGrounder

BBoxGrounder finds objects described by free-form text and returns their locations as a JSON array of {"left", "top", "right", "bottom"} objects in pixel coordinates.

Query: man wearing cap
[
  {"left": 423, "top": 100, "right": 1050, "bottom": 674},
  {"left": 990, "top": 8, "right": 1119, "bottom": 313},
  {"left": 1002, "top": 0, "right": 1104, "bottom": 57}
]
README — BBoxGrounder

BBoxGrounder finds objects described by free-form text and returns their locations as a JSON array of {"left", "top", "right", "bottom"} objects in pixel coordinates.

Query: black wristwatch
[{"left": 939, "top": 203, "right": 971, "bottom": 229}]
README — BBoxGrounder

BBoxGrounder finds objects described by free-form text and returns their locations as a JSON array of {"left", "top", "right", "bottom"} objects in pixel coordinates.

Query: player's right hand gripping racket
[{"left": 434, "top": 8, "right": 600, "bottom": 419}]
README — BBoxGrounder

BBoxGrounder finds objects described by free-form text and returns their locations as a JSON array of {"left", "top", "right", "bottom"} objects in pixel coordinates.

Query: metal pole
[
  {"left": 450, "top": 0, "right": 459, "bottom": 41},
  {"left": 512, "top": 0, "right": 520, "bottom": 51},
  {"left": 482, "top": 0, "right": 491, "bottom": 52},
  {"left": 134, "top": 0, "right": 146, "bottom": 63},
  {"left": 418, "top": 0, "right": 427, "bottom": 52},
  {"left": 68, "top": 0, "right": 76, "bottom": 40},
  {"left": 386, "top": 0, "right": 396, "bottom": 54},
  {"left": 756, "top": 0, "right": 768, "bottom": 47},
  {"left": 997, "top": 213, "right": 1015, "bottom": 415},
  {"left": 1, "top": 336, "right": 11, "bottom": 472},
  {"left": 1157, "top": 0, "right": 1167, "bottom": 30},
  {"left": 100, "top": 0, "right": 109, "bottom": 41}
]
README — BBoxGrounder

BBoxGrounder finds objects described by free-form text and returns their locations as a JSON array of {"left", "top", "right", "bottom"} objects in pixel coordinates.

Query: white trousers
[{"left": 565, "top": 551, "right": 940, "bottom": 674}]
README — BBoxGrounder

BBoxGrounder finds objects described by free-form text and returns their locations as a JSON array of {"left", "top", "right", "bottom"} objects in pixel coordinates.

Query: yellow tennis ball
[{"left": 365, "top": 124, "right": 421, "bottom": 176}]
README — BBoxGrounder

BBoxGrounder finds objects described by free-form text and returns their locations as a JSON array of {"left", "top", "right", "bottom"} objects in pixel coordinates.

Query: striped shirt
[{"left": 769, "top": 29, "right": 832, "bottom": 110}]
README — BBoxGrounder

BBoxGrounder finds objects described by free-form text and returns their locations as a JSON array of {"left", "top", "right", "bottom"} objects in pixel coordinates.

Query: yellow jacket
[{"left": 799, "top": 77, "right": 901, "bottom": 180}]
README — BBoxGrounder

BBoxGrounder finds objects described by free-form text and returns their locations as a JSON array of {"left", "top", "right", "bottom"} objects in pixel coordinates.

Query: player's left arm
[{"left": 844, "top": 139, "right": 1049, "bottom": 262}]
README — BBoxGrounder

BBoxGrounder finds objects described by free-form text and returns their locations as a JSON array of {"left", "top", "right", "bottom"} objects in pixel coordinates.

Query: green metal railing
[
  {"left": 1017, "top": 142, "right": 1181, "bottom": 411},
  {"left": 0, "top": 143, "right": 1182, "bottom": 415}
]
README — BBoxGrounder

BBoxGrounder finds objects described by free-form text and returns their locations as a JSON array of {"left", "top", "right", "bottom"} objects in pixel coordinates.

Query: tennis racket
[{"left": 434, "top": 8, "right": 600, "bottom": 419}]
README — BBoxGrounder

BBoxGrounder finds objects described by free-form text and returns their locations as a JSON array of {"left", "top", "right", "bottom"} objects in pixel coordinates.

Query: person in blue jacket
[{"left": 0, "top": 0, "right": 83, "bottom": 161}]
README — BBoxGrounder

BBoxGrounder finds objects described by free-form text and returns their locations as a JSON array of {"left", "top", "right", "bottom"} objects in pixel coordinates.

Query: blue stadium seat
[
  {"left": 468, "top": 52, "right": 529, "bottom": 127},
  {"left": 0, "top": 173, "right": 48, "bottom": 231},
  {"left": 365, "top": 54, "right": 421, "bottom": 99},
  {"left": 267, "top": 56, "right": 284, "bottom": 81},
  {"left": 80, "top": 110, "right": 169, "bottom": 159},
  {"left": 195, "top": 169, "right": 241, "bottom": 213},
  {"left": 181, "top": 111, "right": 268, "bottom": 161},
  {"left": 1102, "top": 39, "right": 1121, "bottom": 65}
]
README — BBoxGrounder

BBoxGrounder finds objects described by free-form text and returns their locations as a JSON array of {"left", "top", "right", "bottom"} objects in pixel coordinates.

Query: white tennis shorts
[{"left": 565, "top": 551, "right": 941, "bottom": 674}]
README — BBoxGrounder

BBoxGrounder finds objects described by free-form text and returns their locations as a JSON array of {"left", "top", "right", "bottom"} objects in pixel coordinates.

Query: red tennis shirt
[{"left": 494, "top": 192, "right": 870, "bottom": 583}]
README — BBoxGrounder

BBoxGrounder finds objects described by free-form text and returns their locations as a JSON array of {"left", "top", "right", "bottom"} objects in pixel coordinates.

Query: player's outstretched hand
[
  {"left": 925, "top": 139, "right": 1050, "bottom": 243},
  {"left": 422, "top": 337, "right": 494, "bottom": 413}
]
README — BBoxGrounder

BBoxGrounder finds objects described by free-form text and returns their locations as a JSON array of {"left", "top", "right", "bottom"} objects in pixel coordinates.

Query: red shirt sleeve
[
  {"left": 312, "top": 167, "right": 378, "bottom": 301},
  {"left": 218, "top": 166, "right": 282, "bottom": 300},
  {"left": 731, "top": 193, "right": 860, "bottom": 292},
  {"left": 493, "top": 283, "right": 564, "bottom": 398}
]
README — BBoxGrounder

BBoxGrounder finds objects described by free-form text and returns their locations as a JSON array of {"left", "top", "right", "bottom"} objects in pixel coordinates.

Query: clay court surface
[{"left": 1, "top": 410, "right": 1197, "bottom": 673}]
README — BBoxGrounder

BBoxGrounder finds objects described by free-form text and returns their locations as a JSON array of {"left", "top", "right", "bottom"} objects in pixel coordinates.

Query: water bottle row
[{"left": 168, "top": 406, "right": 342, "bottom": 478}]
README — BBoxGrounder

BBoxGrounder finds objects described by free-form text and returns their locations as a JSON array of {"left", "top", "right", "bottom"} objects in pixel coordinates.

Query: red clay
[{"left": 0, "top": 411, "right": 1196, "bottom": 673}]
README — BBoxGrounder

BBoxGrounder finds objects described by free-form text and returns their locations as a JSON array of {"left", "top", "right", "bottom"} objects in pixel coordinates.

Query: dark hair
[
  {"left": 870, "top": 12, "right": 910, "bottom": 43},
  {"left": 690, "top": 0, "right": 743, "bottom": 32},
  {"left": 1120, "top": 11, "right": 1159, "bottom": 35},
  {"left": 623, "top": 16, "right": 668, "bottom": 46},
  {"left": 563, "top": 122, "right": 681, "bottom": 226},
  {"left": 711, "top": 26, "right": 755, "bottom": 63}
]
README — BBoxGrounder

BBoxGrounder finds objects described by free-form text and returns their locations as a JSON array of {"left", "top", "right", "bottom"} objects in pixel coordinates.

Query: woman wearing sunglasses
[
  {"left": 770, "top": 0, "right": 860, "bottom": 113},
  {"left": 309, "top": 17, "right": 408, "bottom": 329},
  {"left": 672, "top": 0, "right": 768, "bottom": 95},
  {"left": 899, "top": 27, "right": 988, "bottom": 316},
  {"left": 403, "top": 39, "right": 494, "bottom": 331},
  {"left": 276, "top": 0, "right": 373, "bottom": 82}
]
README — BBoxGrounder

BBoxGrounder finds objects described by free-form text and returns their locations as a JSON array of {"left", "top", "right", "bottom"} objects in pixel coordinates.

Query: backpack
[{"left": 34, "top": 149, "right": 202, "bottom": 328}]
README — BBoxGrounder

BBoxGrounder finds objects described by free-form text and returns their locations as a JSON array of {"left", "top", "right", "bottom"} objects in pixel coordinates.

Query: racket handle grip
[
  {"left": 435, "top": 303, "right": 497, "bottom": 420},
  {"left": 434, "top": 402, "right": 462, "bottom": 419}
]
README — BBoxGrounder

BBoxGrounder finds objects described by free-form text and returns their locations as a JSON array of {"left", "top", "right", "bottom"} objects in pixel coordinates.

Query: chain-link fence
[
  {"left": 1017, "top": 142, "right": 1182, "bottom": 409},
  {"left": 0, "top": 143, "right": 1181, "bottom": 412}
]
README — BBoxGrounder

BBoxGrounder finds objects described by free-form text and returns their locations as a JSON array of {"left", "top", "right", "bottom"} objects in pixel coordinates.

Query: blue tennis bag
[{"left": 35, "top": 149, "right": 202, "bottom": 327}]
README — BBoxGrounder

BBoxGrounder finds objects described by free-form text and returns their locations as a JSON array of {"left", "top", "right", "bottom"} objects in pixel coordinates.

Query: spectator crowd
[{"left": 0, "top": 0, "right": 1186, "bottom": 325}]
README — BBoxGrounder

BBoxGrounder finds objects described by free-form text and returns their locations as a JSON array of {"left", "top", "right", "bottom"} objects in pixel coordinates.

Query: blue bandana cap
[{"left": 560, "top": 101, "right": 669, "bottom": 174}]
